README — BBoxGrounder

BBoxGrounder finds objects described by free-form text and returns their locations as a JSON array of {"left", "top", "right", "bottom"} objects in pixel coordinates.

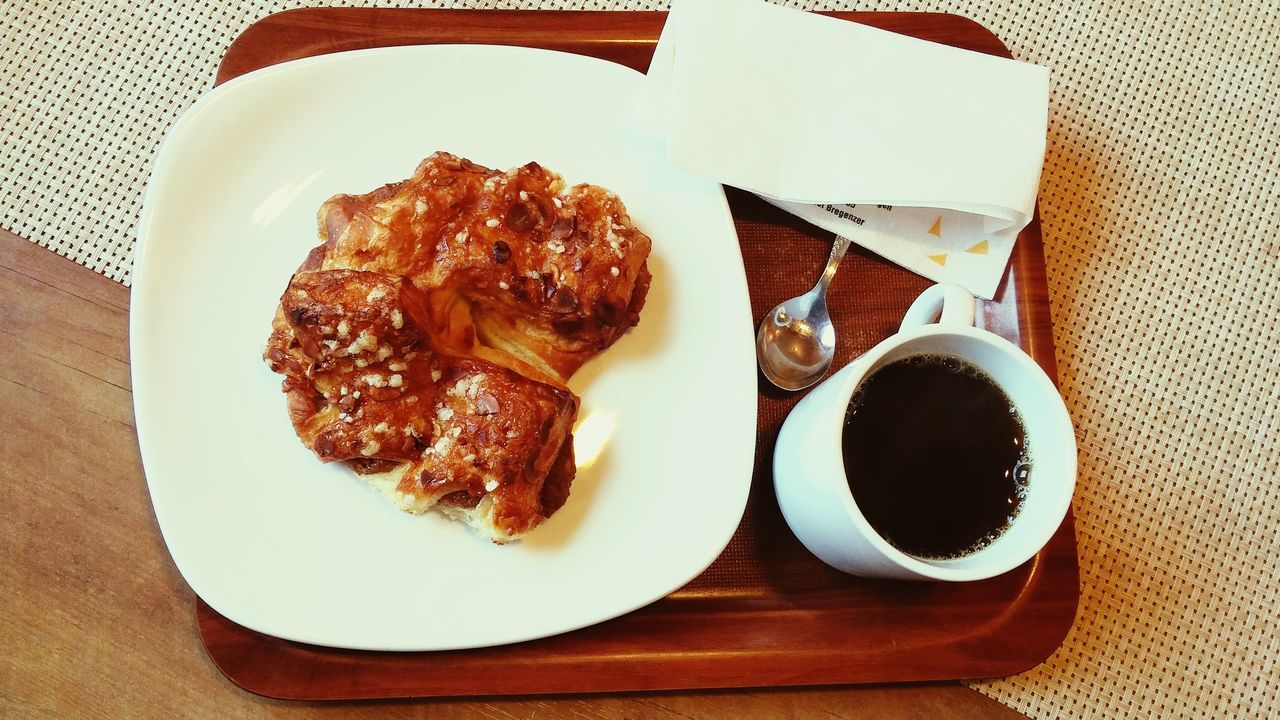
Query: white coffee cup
[{"left": 773, "top": 284, "right": 1076, "bottom": 581}]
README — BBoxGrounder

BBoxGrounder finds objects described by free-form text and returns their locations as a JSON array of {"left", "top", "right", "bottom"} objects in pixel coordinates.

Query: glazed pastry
[
  {"left": 264, "top": 153, "right": 651, "bottom": 541},
  {"left": 317, "top": 151, "right": 651, "bottom": 381}
]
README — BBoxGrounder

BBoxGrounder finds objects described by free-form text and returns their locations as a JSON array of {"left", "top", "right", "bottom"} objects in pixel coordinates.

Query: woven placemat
[{"left": 3, "top": 1, "right": 1276, "bottom": 718}]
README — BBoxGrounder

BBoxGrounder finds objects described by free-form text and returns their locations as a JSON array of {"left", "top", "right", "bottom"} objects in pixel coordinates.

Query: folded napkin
[{"left": 635, "top": 0, "right": 1051, "bottom": 299}]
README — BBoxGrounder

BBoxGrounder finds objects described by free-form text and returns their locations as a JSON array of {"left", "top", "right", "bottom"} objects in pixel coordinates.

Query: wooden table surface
[{"left": 0, "top": 227, "right": 1028, "bottom": 718}]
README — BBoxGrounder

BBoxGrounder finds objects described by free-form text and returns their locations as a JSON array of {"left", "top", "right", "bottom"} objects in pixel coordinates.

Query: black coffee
[{"left": 842, "top": 354, "right": 1029, "bottom": 560}]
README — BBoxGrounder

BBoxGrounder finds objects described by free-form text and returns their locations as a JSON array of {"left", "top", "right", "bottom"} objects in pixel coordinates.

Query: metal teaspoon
[{"left": 755, "top": 235, "right": 852, "bottom": 391}]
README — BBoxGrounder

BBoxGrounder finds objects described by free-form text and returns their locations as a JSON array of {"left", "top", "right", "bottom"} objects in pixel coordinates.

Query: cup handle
[{"left": 899, "top": 284, "right": 976, "bottom": 331}]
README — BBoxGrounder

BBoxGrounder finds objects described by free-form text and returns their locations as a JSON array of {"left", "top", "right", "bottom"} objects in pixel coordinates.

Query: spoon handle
[{"left": 814, "top": 235, "right": 852, "bottom": 292}]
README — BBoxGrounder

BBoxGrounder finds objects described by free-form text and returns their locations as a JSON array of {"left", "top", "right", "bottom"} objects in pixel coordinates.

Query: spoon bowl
[{"left": 756, "top": 236, "right": 851, "bottom": 390}]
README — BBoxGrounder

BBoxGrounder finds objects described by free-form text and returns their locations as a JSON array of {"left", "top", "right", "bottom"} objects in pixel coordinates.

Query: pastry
[{"left": 264, "top": 152, "right": 651, "bottom": 541}]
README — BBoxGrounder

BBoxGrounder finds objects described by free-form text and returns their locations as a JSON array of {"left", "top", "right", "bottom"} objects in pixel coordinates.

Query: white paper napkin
[{"left": 635, "top": 0, "right": 1051, "bottom": 299}]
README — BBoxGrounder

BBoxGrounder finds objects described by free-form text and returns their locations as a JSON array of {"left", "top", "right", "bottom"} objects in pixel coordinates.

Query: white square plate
[{"left": 131, "top": 45, "right": 757, "bottom": 651}]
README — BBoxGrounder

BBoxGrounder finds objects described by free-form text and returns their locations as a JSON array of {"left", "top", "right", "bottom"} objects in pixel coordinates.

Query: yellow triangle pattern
[
  {"left": 967, "top": 240, "right": 989, "bottom": 255},
  {"left": 928, "top": 216, "right": 942, "bottom": 236},
  {"left": 928, "top": 253, "right": 948, "bottom": 266}
]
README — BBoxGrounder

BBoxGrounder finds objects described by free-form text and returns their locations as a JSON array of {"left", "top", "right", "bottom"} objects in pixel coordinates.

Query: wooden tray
[{"left": 201, "top": 9, "right": 1079, "bottom": 700}]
